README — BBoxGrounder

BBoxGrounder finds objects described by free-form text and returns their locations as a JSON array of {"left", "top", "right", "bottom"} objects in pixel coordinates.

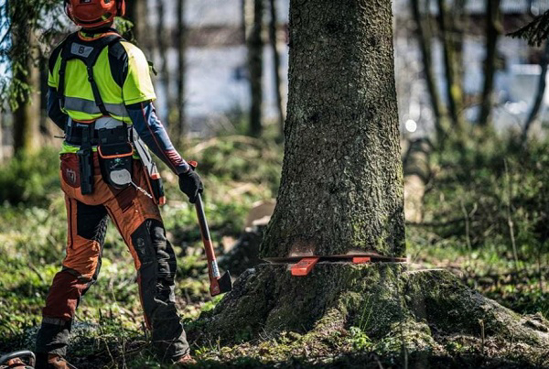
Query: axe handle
[{"left": 195, "top": 194, "right": 222, "bottom": 295}]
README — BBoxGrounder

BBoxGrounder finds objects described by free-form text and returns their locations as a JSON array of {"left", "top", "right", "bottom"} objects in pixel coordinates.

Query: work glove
[{"left": 179, "top": 170, "right": 203, "bottom": 203}]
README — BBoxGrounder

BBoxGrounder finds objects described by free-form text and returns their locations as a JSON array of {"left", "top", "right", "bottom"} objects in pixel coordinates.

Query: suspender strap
[
  {"left": 57, "top": 32, "right": 124, "bottom": 117},
  {"left": 57, "top": 33, "right": 76, "bottom": 110},
  {"left": 87, "top": 65, "right": 109, "bottom": 116}
]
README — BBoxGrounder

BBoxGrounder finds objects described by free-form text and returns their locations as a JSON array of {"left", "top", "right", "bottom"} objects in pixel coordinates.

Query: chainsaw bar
[
  {"left": 263, "top": 253, "right": 407, "bottom": 264},
  {"left": 264, "top": 253, "right": 406, "bottom": 277}
]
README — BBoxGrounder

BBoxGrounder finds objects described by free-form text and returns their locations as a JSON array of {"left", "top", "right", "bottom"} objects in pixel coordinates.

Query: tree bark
[
  {"left": 436, "top": 0, "right": 465, "bottom": 133},
  {"left": 12, "top": 23, "right": 40, "bottom": 156},
  {"left": 522, "top": 40, "right": 549, "bottom": 143},
  {"left": 0, "top": 113, "right": 4, "bottom": 163},
  {"left": 268, "top": 0, "right": 286, "bottom": 139},
  {"left": 241, "top": 0, "right": 248, "bottom": 44},
  {"left": 452, "top": 0, "right": 466, "bottom": 85},
  {"left": 478, "top": 0, "right": 502, "bottom": 127},
  {"left": 261, "top": 0, "right": 404, "bottom": 258},
  {"left": 247, "top": 0, "right": 264, "bottom": 137},
  {"left": 156, "top": 0, "right": 172, "bottom": 129},
  {"left": 196, "top": 266, "right": 549, "bottom": 367},
  {"left": 124, "top": 0, "right": 148, "bottom": 48},
  {"left": 194, "top": 3, "right": 549, "bottom": 363},
  {"left": 410, "top": 0, "right": 447, "bottom": 144},
  {"left": 403, "top": 138, "right": 432, "bottom": 223},
  {"left": 175, "top": 0, "right": 187, "bottom": 143}
]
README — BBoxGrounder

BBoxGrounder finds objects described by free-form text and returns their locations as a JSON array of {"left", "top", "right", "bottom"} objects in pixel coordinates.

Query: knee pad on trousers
[{"left": 131, "top": 219, "right": 177, "bottom": 282}]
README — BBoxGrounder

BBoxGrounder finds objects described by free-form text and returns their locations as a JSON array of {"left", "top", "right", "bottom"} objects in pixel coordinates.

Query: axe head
[{"left": 210, "top": 271, "right": 233, "bottom": 297}]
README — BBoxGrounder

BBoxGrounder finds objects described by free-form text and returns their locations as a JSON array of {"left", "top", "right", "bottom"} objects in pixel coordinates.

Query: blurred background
[{"left": 0, "top": 0, "right": 549, "bottom": 366}]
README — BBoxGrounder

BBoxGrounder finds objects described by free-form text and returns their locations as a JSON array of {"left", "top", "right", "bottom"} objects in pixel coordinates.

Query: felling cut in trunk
[{"left": 191, "top": 0, "right": 549, "bottom": 366}]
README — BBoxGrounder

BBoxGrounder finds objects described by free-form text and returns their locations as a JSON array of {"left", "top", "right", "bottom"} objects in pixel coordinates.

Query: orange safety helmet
[{"left": 65, "top": 0, "right": 126, "bottom": 29}]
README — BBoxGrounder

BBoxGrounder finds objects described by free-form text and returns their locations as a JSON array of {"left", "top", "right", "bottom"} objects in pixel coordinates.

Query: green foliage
[
  {"left": 0, "top": 0, "right": 66, "bottom": 110},
  {"left": 0, "top": 147, "right": 60, "bottom": 205},
  {"left": 424, "top": 135, "right": 549, "bottom": 258},
  {"left": 509, "top": 9, "right": 549, "bottom": 46},
  {"left": 0, "top": 135, "right": 283, "bottom": 366},
  {"left": 1, "top": 130, "right": 548, "bottom": 367},
  {"left": 408, "top": 133, "right": 549, "bottom": 321},
  {"left": 347, "top": 326, "right": 372, "bottom": 351},
  {"left": 185, "top": 135, "right": 282, "bottom": 194}
]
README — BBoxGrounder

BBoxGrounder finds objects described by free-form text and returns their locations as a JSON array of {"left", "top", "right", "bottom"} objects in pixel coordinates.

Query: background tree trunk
[
  {"left": 12, "top": 25, "right": 40, "bottom": 156},
  {"left": 410, "top": 0, "right": 447, "bottom": 144},
  {"left": 156, "top": 0, "right": 172, "bottom": 128},
  {"left": 241, "top": 0, "right": 249, "bottom": 44},
  {"left": 269, "top": 0, "right": 286, "bottom": 139},
  {"left": 0, "top": 113, "right": 4, "bottom": 164},
  {"left": 452, "top": 0, "right": 466, "bottom": 85},
  {"left": 247, "top": 0, "right": 264, "bottom": 137},
  {"left": 403, "top": 138, "right": 432, "bottom": 223},
  {"left": 478, "top": 0, "right": 502, "bottom": 127},
  {"left": 124, "top": 0, "right": 149, "bottom": 50},
  {"left": 175, "top": 0, "right": 187, "bottom": 143},
  {"left": 523, "top": 40, "right": 549, "bottom": 142},
  {"left": 436, "top": 0, "right": 465, "bottom": 134},
  {"left": 261, "top": 0, "right": 404, "bottom": 258}
]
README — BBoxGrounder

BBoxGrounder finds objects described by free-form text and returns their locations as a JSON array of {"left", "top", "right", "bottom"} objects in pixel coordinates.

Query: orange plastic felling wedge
[
  {"left": 291, "top": 257, "right": 320, "bottom": 276},
  {"left": 352, "top": 256, "right": 372, "bottom": 264}
]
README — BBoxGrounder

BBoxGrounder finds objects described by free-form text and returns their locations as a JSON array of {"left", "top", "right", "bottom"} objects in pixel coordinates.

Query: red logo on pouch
[{"left": 66, "top": 168, "right": 77, "bottom": 185}]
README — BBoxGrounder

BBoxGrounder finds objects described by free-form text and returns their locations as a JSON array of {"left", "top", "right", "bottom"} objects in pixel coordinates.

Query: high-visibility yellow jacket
[{"left": 47, "top": 28, "right": 189, "bottom": 174}]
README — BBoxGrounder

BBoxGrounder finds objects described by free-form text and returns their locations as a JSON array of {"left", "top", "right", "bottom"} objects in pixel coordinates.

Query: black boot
[{"left": 35, "top": 353, "right": 74, "bottom": 369}]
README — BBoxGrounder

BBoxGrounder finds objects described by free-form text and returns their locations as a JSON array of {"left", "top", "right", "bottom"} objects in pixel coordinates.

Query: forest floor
[{"left": 0, "top": 134, "right": 548, "bottom": 368}]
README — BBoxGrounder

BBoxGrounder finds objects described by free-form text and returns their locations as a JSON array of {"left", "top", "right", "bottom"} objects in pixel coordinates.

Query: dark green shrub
[{"left": 0, "top": 148, "right": 60, "bottom": 205}]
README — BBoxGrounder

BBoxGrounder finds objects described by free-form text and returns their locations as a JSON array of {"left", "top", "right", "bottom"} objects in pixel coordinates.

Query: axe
[{"left": 194, "top": 193, "right": 232, "bottom": 296}]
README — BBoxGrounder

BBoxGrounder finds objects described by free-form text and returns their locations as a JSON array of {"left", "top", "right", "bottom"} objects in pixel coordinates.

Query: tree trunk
[
  {"left": 410, "top": 0, "right": 447, "bottom": 144},
  {"left": 436, "top": 0, "right": 465, "bottom": 134},
  {"left": 247, "top": 0, "right": 264, "bottom": 137},
  {"left": 0, "top": 113, "right": 4, "bottom": 163},
  {"left": 124, "top": 0, "right": 148, "bottom": 48},
  {"left": 452, "top": 0, "right": 466, "bottom": 86},
  {"left": 522, "top": 40, "right": 549, "bottom": 143},
  {"left": 194, "top": 2, "right": 549, "bottom": 364},
  {"left": 268, "top": 0, "right": 286, "bottom": 139},
  {"left": 12, "top": 25, "right": 40, "bottom": 156},
  {"left": 478, "top": 0, "right": 502, "bottom": 127},
  {"left": 403, "top": 138, "right": 432, "bottom": 223},
  {"left": 156, "top": 0, "right": 172, "bottom": 128},
  {"left": 261, "top": 0, "right": 404, "bottom": 258},
  {"left": 175, "top": 0, "right": 187, "bottom": 143},
  {"left": 241, "top": 0, "right": 247, "bottom": 44}
]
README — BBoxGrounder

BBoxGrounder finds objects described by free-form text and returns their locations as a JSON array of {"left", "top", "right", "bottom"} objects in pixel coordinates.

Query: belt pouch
[
  {"left": 77, "top": 123, "right": 94, "bottom": 194},
  {"left": 148, "top": 163, "right": 166, "bottom": 205},
  {"left": 98, "top": 142, "right": 134, "bottom": 189}
]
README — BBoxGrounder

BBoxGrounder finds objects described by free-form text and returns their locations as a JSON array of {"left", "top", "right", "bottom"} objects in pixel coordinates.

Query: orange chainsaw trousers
[{"left": 35, "top": 153, "right": 189, "bottom": 361}]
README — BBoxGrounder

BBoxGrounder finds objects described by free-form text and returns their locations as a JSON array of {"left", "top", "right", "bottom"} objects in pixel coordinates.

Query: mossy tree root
[{"left": 192, "top": 265, "right": 549, "bottom": 367}]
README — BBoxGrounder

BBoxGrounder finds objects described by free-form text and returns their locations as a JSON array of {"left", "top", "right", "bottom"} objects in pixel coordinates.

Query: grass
[
  {"left": 0, "top": 133, "right": 548, "bottom": 367},
  {"left": 0, "top": 135, "right": 283, "bottom": 367}
]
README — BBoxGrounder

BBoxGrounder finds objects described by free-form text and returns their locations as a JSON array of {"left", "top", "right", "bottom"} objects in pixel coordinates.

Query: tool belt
[
  {"left": 68, "top": 118, "right": 132, "bottom": 193},
  {"left": 67, "top": 118, "right": 165, "bottom": 204},
  {"left": 66, "top": 119, "right": 129, "bottom": 146}
]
